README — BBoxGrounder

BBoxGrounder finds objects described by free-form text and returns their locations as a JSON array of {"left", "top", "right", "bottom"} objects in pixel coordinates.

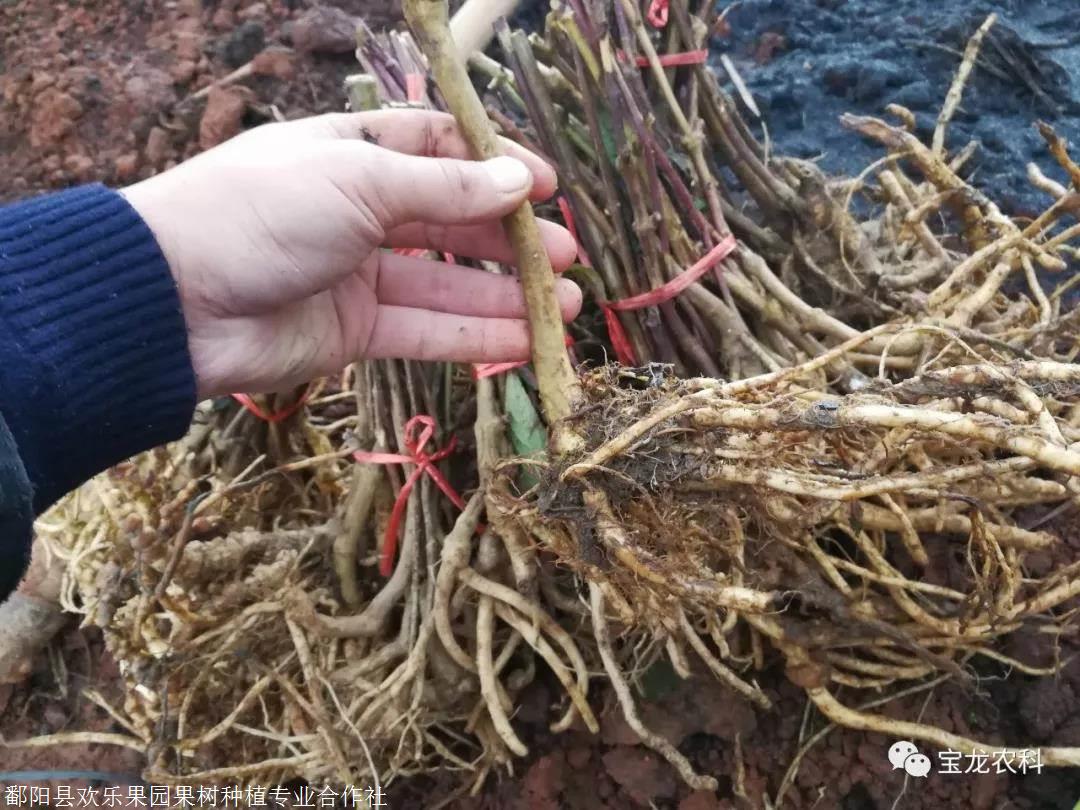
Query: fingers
[
  {"left": 376, "top": 253, "right": 582, "bottom": 320},
  {"left": 330, "top": 143, "right": 542, "bottom": 232},
  {"left": 364, "top": 306, "right": 537, "bottom": 363},
  {"left": 384, "top": 218, "right": 579, "bottom": 271},
  {"left": 290, "top": 109, "right": 558, "bottom": 200}
]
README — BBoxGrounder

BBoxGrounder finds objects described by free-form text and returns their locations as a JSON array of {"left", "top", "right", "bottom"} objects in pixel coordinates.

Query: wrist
[{"left": 121, "top": 179, "right": 188, "bottom": 305}]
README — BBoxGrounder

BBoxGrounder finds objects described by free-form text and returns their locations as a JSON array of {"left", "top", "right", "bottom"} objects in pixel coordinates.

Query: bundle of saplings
[{"left": 10, "top": 1, "right": 1080, "bottom": 796}]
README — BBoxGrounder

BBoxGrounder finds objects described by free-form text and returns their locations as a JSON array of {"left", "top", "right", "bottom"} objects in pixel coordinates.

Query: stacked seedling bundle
[
  {"left": 34, "top": 363, "right": 487, "bottom": 787},
  {"left": 21, "top": 30, "right": 594, "bottom": 792},
  {"left": 15, "top": 0, "right": 1080, "bottom": 797},
  {"left": 410, "top": 0, "right": 1080, "bottom": 787}
]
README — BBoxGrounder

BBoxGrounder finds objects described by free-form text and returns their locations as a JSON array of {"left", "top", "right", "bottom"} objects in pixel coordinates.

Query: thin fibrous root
[
  {"left": 678, "top": 609, "right": 771, "bottom": 710},
  {"left": 589, "top": 582, "right": 718, "bottom": 791}
]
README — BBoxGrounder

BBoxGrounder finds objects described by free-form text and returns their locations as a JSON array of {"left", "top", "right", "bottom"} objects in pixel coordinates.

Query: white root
[
  {"left": 475, "top": 595, "right": 527, "bottom": 757},
  {"left": 590, "top": 583, "right": 718, "bottom": 791}
]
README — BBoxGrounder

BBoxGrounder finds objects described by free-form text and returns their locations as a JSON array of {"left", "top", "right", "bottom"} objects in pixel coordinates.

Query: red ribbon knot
[
  {"left": 647, "top": 0, "right": 669, "bottom": 28},
  {"left": 231, "top": 385, "right": 312, "bottom": 423},
  {"left": 352, "top": 415, "right": 465, "bottom": 577}
]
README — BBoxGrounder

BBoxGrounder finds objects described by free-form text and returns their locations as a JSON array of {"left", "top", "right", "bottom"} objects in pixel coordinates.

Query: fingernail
[{"left": 486, "top": 156, "right": 532, "bottom": 194}]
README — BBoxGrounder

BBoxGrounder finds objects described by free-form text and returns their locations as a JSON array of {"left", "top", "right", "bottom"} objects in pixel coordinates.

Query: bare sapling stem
[{"left": 404, "top": 0, "right": 583, "bottom": 437}]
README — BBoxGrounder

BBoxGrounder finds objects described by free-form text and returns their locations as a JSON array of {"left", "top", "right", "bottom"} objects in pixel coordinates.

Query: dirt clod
[
  {"left": 1019, "top": 678, "right": 1075, "bottom": 742},
  {"left": 252, "top": 47, "right": 297, "bottom": 79},
  {"left": 219, "top": 19, "right": 267, "bottom": 67},
  {"left": 678, "top": 790, "right": 726, "bottom": 810},
  {"left": 29, "top": 88, "right": 83, "bottom": 148},
  {"left": 287, "top": 5, "right": 360, "bottom": 54},
  {"left": 602, "top": 746, "right": 678, "bottom": 806},
  {"left": 521, "top": 752, "right": 566, "bottom": 810},
  {"left": 199, "top": 86, "right": 251, "bottom": 149}
]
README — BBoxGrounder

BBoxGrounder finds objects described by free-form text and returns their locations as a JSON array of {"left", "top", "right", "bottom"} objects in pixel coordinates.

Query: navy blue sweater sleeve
[{"left": 0, "top": 184, "right": 197, "bottom": 599}]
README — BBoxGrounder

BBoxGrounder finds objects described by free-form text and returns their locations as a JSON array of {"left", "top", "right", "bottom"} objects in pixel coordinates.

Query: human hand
[{"left": 122, "top": 109, "right": 581, "bottom": 400}]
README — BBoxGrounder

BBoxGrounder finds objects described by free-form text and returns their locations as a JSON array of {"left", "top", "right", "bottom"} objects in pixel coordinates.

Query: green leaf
[
  {"left": 504, "top": 373, "right": 547, "bottom": 489},
  {"left": 563, "top": 263, "right": 608, "bottom": 303},
  {"left": 669, "top": 151, "right": 693, "bottom": 175},
  {"left": 598, "top": 110, "right": 619, "bottom": 165}
]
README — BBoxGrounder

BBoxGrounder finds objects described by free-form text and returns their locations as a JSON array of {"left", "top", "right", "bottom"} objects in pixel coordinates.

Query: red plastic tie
[
  {"left": 557, "top": 196, "right": 592, "bottom": 268},
  {"left": 391, "top": 247, "right": 457, "bottom": 262},
  {"left": 472, "top": 361, "right": 528, "bottom": 380},
  {"left": 646, "top": 0, "right": 669, "bottom": 28},
  {"left": 471, "top": 336, "right": 576, "bottom": 380},
  {"left": 616, "top": 49, "right": 709, "bottom": 67},
  {"left": 352, "top": 415, "right": 465, "bottom": 577},
  {"left": 231, "top": 385, "right": 312, "bottom": 423},
  {"left": 601, "top": 234, "right": 738, "bottom": 366},
  {"left": 644, "top": 50, "right": 707, "bottom": 67},
  {"left": 561, "top": 190, "right": 637, "bottom": 364},
  {"left": 600, "top": 306, "right": 639, "bottom": 367}
]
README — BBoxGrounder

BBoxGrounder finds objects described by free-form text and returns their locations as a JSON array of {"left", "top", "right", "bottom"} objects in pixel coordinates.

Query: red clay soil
[
  {"left": 3, "top": 1, "right": 1080, "bottom": 808},
  {"left": 0, "top": 0, "right": 398, "bottom": 201}
]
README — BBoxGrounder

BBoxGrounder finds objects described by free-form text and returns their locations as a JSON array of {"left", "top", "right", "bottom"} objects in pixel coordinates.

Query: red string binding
[
  {"left": 616, "top": 49, "right": 709, "bottom": 67},
  {"left": 642, "top": 50, "right": 707, "bottom": 67},
  {"left": 472, "top": 361, "right": 529, "bottom": 380},
  {"left": 600, "top": 306, "right": 639, "bottom": 367},
  {"left": 601, "top": 234, "right": 738, "bottom": 366},
  {"left": 352, "top": 415, "right": 465, "bottom": 577},
  {"left": 557, "top": 197, "right": 592, "bottom": 268},
  {"left": 231, "top": 385, "right": 312, "bottom": 423},
  {"left": 558, "top": 195, "right": 635, "bottom": 365},
  {"left": 471, "top": 336, "right": 576, "bottom": 380},
  {"left": 646, "top": 0, "right": 669, "bottom": 28},
  {"left": 392, "top": 246, "right": 457, "bottom": 264}
]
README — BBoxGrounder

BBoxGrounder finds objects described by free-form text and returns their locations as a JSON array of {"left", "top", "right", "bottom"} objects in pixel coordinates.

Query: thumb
[{"left": 332, "top": 144, "right": 535, "bottom": 231}]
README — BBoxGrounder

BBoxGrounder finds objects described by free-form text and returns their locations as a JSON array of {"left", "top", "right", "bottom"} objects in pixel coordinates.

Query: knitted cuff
[{"left": 0, "top": 184, "right": 196, "bottom": 510}]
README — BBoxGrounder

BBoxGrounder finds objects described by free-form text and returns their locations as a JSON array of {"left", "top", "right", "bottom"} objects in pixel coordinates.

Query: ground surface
[
  {"left": 3, "top": 0, "right": 1080, "bottom": 808},
  {"left": 0, "top": 0, "right": 398, "bottom": 202},
  {"left": 720, "top": 0, "right": 1080, "bottom": 216}
]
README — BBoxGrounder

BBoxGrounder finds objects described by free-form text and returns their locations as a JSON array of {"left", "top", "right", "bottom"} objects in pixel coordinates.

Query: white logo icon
[
  {"left": 888, "top": 741, "right": 931, "bottom": 777},
  {"left": 904, "top": 753, "right": 932, "bottom": 777}
]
